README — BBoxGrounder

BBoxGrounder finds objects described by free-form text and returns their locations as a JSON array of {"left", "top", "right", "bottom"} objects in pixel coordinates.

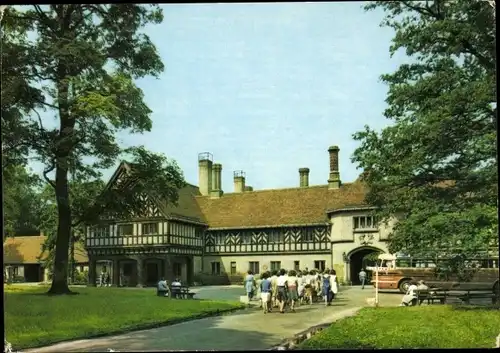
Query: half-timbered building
[{"left": 84, "top": 145, "right": 395, "bottom": 286}]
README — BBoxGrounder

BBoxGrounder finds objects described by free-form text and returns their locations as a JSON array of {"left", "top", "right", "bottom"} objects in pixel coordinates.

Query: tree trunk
[
  {"left": 48, "top": 164, "right": 74, "bottom": 295},
  {"left": 69, "top": 234, "right": 75, "bottom": 284}
]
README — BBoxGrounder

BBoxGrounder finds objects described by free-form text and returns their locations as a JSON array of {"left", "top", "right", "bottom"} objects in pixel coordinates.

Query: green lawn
[
  {"left": 5, "top": 285, "right": 244, "bottom": 350},
  {"left": 300, "top": 305, "right": 500, "bottom": 349}
]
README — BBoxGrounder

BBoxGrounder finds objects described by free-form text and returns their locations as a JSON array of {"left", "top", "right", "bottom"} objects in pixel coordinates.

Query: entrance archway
[{"left": 348, "top": 247, "right": 383, "bottom": 285}]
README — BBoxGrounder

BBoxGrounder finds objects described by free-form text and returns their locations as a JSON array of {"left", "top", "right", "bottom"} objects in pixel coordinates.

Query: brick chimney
[
  {"left": 328, "top": 145, "right": 341, "bottom": 189},
  {"left": 198, "top": 152, "right": 213, "bottom": 196},
  {"left": 299, "top": 168, "right": 310, "bottom": 187},
  {"left": 233, "top": 170, "right": 246, "bottom": 193},
  {"left": 210, "top": 163, "right": 223, "bottom": 198}
]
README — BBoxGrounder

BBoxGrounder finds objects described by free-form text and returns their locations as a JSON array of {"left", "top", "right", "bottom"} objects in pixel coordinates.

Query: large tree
[
  {"left": 2, "top": 5, "right": 185, "bottom": 295},
  {"left": 352, "top": 0, "right": 497, "bottom": 273},
  {"left": 2, "top": 164, "right": 42, "bottom": 240}
]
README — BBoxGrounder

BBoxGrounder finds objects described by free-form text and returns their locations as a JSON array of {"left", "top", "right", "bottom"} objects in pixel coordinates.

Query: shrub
[
  {"left": 12, "top": 276, "right": 25, "bottom": 283},
  {"left": 73, "top": 270, "right": 88, "bottom": 285}
]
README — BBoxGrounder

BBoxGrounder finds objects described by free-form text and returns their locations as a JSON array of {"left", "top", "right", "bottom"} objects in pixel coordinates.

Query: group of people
[
  {"left": 157, "top": 277, "right": 183, "bottom": 298},
  {"left": 244, "top": 268, "right": 339, "bottom": 314}
]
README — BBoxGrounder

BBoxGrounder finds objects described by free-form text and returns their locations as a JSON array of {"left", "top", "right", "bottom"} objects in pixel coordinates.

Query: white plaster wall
[
  {"left": 329, "top": 211, "right": 396, "bottom": 282},
  {"left": 193, "top": 256, "right": 202, "bottom": 273},
  {"left": 202, "top": 254, "right": 332, "bottom": 275}
]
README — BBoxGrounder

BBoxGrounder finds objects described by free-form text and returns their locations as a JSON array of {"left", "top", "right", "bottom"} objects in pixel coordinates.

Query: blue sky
[{"left": 31, "top": 2, "right": 408, "bottom": 192}]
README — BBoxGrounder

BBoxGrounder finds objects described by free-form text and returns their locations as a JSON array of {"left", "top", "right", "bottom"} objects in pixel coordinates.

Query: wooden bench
[
  {"left": 456, "top": 290, "right": 499, "bottom": 305},
  {"left": 171, "top": 285, "right": 196, "bottom": 299},
  {"left": 415, "top": 289, "right": 447, "bottom": 305}
]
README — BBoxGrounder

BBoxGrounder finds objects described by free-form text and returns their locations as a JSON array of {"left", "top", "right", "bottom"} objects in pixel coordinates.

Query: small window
[
  {"left": 294, "top": 261, "right": 300, "bottom": 271},
  {"left": 142, "top": 223, "right": 158, "bottom": 235},
  {"left": 314, "top": 260, "right": 326, "bottom": 272},
  {"left": 211, "top": 262, "right": 221, "bottom": 275},
  {"left": 269, "top": 230, "right": 282, "bottom": 243},
  {"left": 215, "top": 233, "right": 225, "bottom": 245},
  {"left": 230, "top": 262, "right": 237, "bottom": 275},
  {"left": 117, "top": 224, "right": 134, "bottom": 237},
  {"left": 270, "top": 261, "right": 281, "bottom": 272},
  {"left": 353, "top": 216, "right": 376, "bottom": 230},
  {"left": 302, "top": 229, "right": 313, "bottom": 242},
  {"left": 249, "top": 261, "right": 260, "bottom": 274},
  {"left": 241, "top": 234, "right": 252, "bottom": 244}
]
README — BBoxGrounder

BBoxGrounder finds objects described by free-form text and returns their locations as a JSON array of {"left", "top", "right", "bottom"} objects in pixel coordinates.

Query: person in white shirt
[
  {"left": 276, "top": 269, "right": 288, "bottom": 313},
  {"left": 286, "top": 270, "right": 299, "bottom": 312},
  {"left": 171, "top": 278, "right": 182, "bottom": 299},
  {"left": 328, "top": 269, "right": 339, "bottom": 305},
  {"left": 400, "top": 281, "right": 418, "bottom": 306},
  {"left": 270, "top": 270, "right": 279, "bottom": 308},
  {"left": 297, "top": 271, "right": 306, "bottom": 305}
]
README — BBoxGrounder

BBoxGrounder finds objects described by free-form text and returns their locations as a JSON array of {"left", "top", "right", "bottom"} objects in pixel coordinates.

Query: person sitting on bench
[
  {"left": 171, "top": 278, "right": 182, "bottom": 299},
  {"left": 157, "top": 277, "right": 169, "bottom": 297},
  {"left": 400, "top": 281, "right": 418, "bottom": 306},
  {"left": 417, "top": 280, "right": 429, "bottom": 291}
]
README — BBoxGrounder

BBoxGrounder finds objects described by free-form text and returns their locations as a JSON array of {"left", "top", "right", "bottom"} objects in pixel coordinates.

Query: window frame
[
  {"left": 353, "top": 216, "right": 377, "bottom": 231},
  {"left": 117, "top": 224, "right": 134, "bottom": 237},
  {"left": 211, "top": 262, "right": 221, "bottom": 275},
  {"left": 270, "top": 261, "right": 281, "bottom": 272},
  {"left": 249, "top": 261, "right": 260, "bottom": 275},
  {"left": 142, "top": 222, "right": 158, "bottom": 235},
  {"left": 314, "top": 260, "right": 326, "bottom": 272}
]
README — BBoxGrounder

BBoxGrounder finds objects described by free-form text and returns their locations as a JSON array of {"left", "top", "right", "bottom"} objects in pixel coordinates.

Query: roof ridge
[{"left": 195, "top": 183, "right": 358, "bottom": 198}]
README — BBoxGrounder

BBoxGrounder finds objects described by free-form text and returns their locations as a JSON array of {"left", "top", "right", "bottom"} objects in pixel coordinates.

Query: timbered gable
[{"left": 133, "top": 192, "right": 163, "bottom": 218}]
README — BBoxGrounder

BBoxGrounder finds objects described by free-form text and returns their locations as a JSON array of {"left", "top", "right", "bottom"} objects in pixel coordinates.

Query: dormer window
[{"left": 353, "top": 216, "right": 377, "bottom": 230}]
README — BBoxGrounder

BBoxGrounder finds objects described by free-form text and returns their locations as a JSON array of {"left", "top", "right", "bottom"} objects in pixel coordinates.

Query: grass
[
  {"left": 300, "top": 305, "right": 500, "bottom": 349},
  {"left": 5, "top": 284, "right": 244, "bottom": 350}
]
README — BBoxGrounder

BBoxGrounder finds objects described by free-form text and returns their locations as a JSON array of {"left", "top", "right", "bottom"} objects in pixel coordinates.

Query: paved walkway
[{"left": 25, "top": 286, "right": 402, "bottom": 352}]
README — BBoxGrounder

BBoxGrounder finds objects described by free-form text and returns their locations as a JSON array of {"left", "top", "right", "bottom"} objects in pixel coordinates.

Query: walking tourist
[
  {"left": 286, "top": 270, "right": 299, "bottom": 312},
  {"left": 260, "top": 272, "right": 272, "bottom": 314},
  {"left": 304, "top": 270, "right": 315, "bottom": 304},
  {"left": 329, "top": 269, "right": 339, "bottom": 303},
  {"left": 244, "top": 270, "right": 256, "bottom": 303},
  {"left": 359, "top": 268, "right": 367, "bottom": 289},
  {"left": 276, "top": 268, "right": 288, "bottom": 313},
  {"left": 270, "top": 270, "right": 279, "bottom": 308},
  {"left": 322, "top": 270, "right": 332, "bottom": 306},
  {"left": 298, "top": 271, "right": 306, "bottom": 305}
]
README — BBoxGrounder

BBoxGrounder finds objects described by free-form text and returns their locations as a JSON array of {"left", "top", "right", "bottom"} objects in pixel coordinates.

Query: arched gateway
[{"left": 348, "top": 246, "right": 384, "bottom": 285}]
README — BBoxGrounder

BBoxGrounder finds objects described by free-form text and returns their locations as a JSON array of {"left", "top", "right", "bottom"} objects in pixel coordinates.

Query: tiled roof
[
  {"left": 3, "top": 235, "right": 89, "bottom": 264},
  {"left": 196, "top": 181, "right": 368, "bottom": 229},
  {"left": 108, "top": 162, "right": 207, "bottom": 224},
  {"left": 161, "top": 183, "right": 207, "bottom": 224}
]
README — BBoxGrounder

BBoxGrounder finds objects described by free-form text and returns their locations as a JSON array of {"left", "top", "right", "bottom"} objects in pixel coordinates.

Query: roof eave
[
  {"left": 326, "top": 206, "right": 375, "bottom": 216},
  {"left": 207, "top": 222, "right": 329, "bottom": 231}
]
